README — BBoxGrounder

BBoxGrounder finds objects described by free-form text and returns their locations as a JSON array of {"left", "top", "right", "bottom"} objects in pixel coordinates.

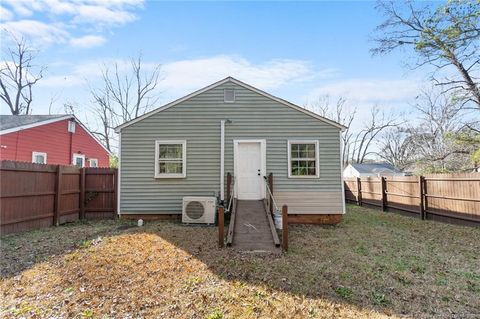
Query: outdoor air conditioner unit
[{"left": 182, "top": 196, "right": 216, "bottom": 224}]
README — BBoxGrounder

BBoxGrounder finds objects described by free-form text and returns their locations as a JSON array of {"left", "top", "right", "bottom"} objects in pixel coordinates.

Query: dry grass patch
[{"left": 1, "top": 205, "right": 479, "bottom": 318}]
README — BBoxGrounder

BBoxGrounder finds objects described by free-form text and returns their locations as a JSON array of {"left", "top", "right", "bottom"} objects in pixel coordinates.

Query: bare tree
[
  {"left": 305, "top": 95, "right": 356, "bottom": 166},
  {"left": 376, "top": 127, "right": 415, "bottom": 170},
  {"left": 89, "top": 54, "right": 162, "bottom": 152},
  {"left": 406, "top": 88, "right": 472, "bottom": 172},
  {"left": 372, "top": 0, "right": 480, "bottom": 109},
  {"left": 350, "top": 106, "right": 401, "bottom": 164},
  {"left": 0, "top": 34, "right": 44, "bottom": 115}
]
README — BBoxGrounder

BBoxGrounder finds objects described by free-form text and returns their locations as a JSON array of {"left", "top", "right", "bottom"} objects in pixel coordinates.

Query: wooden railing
[
  {"left": 264, "top": 173, "right": 278, "bottom": 214},
  {"left": 218, "top": 206, "right": 224, "bottom": 248},
  {"left": 263, "top": 173, "right": 288, "bottom": 251},
  {"left": 222, "top": 172, "right": 290, "bottom": 251},
  {"left": 220, "top": 172, "right": 237, "bottom": 247},
  {"left": 282, "top": 205, "right": 288, "bottom": 251},
  {"left": 226, "top": 172, "right": 237, "bottom": 246}
]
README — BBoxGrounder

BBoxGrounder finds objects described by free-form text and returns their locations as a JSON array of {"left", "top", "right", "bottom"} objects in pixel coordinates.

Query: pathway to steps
[{"left": 231, "top": 200, "right": 280, "bottom": 253}]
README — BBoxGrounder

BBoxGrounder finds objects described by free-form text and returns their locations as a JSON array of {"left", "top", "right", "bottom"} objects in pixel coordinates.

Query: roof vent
[
  {"left": 68, "top": 120, "right": 76, "bottom": 133},
  {"left": 224, "top": 88, "right": 235, "bottom": 103}
]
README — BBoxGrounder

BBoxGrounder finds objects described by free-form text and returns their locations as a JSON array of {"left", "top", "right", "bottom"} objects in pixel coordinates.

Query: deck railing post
[
  {"left": 419, "top": 175, "right": 425, "bottom": 220},
  {"left": 218, "top": 206, "right": 225, "bottom": 248},
  {"left": 226, "top": 172, "right": 232, "bottom": 205},
  {"left": 54, "top": 165, "right": 63, "bottom": 226},
  {"left": 356, "top": 177, "right": 362, "bottom": 206},
  {"left": 282, "top": 205, "right": 288, "bottom": 251},
  {"left": 268, "top": 173, "right": 273, "bottom": 213},
  {"left": 381, "top": 176, "right": 387, "bottom": 212},
  {"left": 79, "top": 167, "right": 86, "bottom": 220}
]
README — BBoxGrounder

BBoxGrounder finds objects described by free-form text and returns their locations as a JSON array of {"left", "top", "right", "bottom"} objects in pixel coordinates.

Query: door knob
[{"left": 257, "top": 169, "right": 260, "bottom": 176}]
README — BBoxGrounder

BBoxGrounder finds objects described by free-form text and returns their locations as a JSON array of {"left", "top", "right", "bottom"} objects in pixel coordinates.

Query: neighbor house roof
[
  {"left": 350, "top": 163, "right": 402, "bottom": 174},
  {"left": 0, "top": 114, "right": 112, "bottom": 155},
  {"left": 115, "top": 76, "right": 347, "bottom": 132},
  {"left": 0, "top": 114, "right": 70, "bottom": 132}
]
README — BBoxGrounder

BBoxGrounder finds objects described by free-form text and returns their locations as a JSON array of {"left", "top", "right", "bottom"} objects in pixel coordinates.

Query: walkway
[{"left": 231, "top": 200, "right": 280, "bottom": 253}]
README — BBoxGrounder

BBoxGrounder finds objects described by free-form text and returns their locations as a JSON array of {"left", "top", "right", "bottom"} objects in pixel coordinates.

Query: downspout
[
  {"left": 14, "top": 132, "right": 20, "bottom": 160},
  {"left": 220, "top": 120, "right": 225, "bottom": 205},
  {"left": 339, "top": 131, "right": 346, "bottom": 215},
  {"left": 117, "top": 132, "right": 122, "bottom": 217},
  {"left": 69, "top": 132, "right": 73, "bottom": 164}
]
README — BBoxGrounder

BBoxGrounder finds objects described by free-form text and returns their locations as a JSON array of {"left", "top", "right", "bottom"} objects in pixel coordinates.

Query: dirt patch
[{"left": 1, "top": 205, "right": 479, "bottom": 318}]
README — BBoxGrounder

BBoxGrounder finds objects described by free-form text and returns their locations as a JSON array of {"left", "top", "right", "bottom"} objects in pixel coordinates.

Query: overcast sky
[{"left": 1, "top": 0, "right": 437, "bottom": 131}]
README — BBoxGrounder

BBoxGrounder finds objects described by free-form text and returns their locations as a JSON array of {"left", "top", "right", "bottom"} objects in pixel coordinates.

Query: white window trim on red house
[
  {"left": 73, "top": 153, "right": 85, "bottom": 167},
  {"left": 89, "top": 158, "right": 98, "bottom": 167},
  {"left": 32, "top": 151, "right": 47, "bottom": 164}
]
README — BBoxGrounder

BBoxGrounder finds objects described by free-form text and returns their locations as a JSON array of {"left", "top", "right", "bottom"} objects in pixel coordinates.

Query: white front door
[{"left": 234, "top": 140, "right": 265, "bottom": 200}]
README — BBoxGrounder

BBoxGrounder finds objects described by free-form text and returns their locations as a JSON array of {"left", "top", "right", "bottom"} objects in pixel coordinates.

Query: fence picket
[{"left": 0, "top": 160, "right": 117, "bottom": 235}]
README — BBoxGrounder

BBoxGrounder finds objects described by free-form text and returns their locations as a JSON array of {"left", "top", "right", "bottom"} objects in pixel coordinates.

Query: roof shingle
[{"left": 0, "top": 115, "right": 71, "bottom": 131}]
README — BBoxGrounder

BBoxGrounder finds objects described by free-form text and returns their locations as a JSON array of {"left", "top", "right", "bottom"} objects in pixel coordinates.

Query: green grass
[{"left": 1, "top": 205, "right": 479, "bottom": 318}]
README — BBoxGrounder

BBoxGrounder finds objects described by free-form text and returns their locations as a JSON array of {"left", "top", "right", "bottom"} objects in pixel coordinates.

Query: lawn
[{"left": 1, "top": 205, "right": 479, "bottom": 318}]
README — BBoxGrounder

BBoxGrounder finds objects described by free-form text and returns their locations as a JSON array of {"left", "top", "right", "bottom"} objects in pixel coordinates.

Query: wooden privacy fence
[
  {"left": 344, "top": 173, "right": 480, "bottom": 226},
  {"left": 0, "top": 160, "right": 117, "bottom": 235}
]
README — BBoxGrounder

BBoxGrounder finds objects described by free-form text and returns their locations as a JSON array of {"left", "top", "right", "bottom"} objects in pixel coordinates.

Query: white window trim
[
  {"left": 154, "top": 140, "right": 187, "bottom": 178},
  {"left": 89, "top": 158, "right": 98, "bottom": 167},
  {"left": 287, "top": 140, "right": 320, "bottom": 179},
  {"left": 73, "top": 153, "right": 85, "bottom": 167},
  {"left": 224, "top": 88, "right": 235, "bottom": 103},
  {"left": 32, "top": 151, "right": 47, "bottom": 164}
]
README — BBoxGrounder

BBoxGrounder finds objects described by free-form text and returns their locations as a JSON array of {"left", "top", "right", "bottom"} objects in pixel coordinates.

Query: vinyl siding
[{"left": 120, "top": 82, "right": 343, "bottom": 214}]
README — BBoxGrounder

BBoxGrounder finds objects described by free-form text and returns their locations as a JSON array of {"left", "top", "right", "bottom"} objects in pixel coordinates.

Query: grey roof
[
  {"left": 350, "top": 163, "right": 402, "bottom": 174},
  {"left": 0, "top": 115, "right": 71, "bottom": 131}
]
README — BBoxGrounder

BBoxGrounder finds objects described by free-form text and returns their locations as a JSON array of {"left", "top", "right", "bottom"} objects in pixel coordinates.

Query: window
[
  {"left": 155, "top": 140, "right": 186, "bottom": 178},
  {"left": 224, "top": 88, "right": 235, "bottom": 103},
  {"left": 68, "top": 120, "right": 76, "bottom": 133},
  {"left": 89, "top": 158, "right": 98, "bottom": 167},
  {"left": 32, "top": 152, "right": 47, "bottom": 164},
  {"left": 73, "top": 153, "right": 85, "bottom": 167},
  {"left": 287, "top": 140, "right": 319, "bottom": 178}
]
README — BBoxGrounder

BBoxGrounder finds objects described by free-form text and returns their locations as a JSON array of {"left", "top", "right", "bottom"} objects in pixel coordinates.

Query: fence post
[
  {"left": 53, "top": 165, "right": 63, "bottom": 226},
  {"left": 419, "top": 175, "right": 425, "bottom": 220},
  {"left": 282, "top": 205, "right": 288, "bottom": 251},
  {"left": 381, "top": 176, "right": 387, "bottom": 212},
  {"left": 226, "top": 172, "right": 231, "bottom": 205},
  {"left": 218, "top": 206, "right": 224, "bottom": 248},
  {"left": 356, "top": 177, "right": 362, "bottom": 206},
  {"left": 79, "top": 167, "right": 86, "bottom": 219},
  {"left": 268, "top": 173, "right": 274, "bottom": 213}
]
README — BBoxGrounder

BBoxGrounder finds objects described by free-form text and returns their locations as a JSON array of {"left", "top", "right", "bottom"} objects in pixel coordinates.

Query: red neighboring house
[{"left": 0, "top": 115, "right": 111, "bottom": 167}]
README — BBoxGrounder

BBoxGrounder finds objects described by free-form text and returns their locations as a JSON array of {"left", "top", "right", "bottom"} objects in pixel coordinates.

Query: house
[
  {"left": 115, "top": 77, "right": 346, "bottom": 224},
  {"left": 0, "top": 115, "right": 111, "bottom": 167},
  {"left": 343, "top": 163, "right": 405, "bottom": 178}
]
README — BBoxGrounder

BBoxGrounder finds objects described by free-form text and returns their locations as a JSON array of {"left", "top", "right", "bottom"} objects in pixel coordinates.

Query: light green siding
[{"left": 120, "top": 81, "right": 343, "bottom": 214}]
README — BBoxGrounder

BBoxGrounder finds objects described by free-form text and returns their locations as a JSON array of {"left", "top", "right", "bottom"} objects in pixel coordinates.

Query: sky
[{"left": 0, "top": 0, "right": 434, "bottom": 134}]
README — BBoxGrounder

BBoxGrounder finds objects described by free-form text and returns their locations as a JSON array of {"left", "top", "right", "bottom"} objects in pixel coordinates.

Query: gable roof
[
  {"left": 115, "top": 77, "right": 347, "bottom": 132},
  {"left": 0, "top": 114, "right": 112, "bottom": 155},
  {"left": 350, "top": 163, "right": 402, "bottom": 174}
]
